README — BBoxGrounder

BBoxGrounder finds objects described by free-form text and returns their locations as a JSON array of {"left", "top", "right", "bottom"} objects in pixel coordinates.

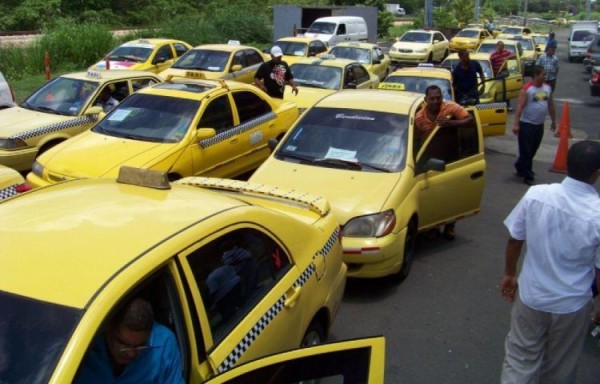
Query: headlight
[
  {"left": 342, "top": 210, "right": 396, "bottom": 238},
  {"left": 414, "top": 48, "right": 428, "bottom": 53},
  {"left": 390, "top": 46, "right": 397, "bottom": 52},
  {"left": 0, "top": 138, "right": 27, "bottom": 150},
  {"left": 31, "top": 161, "right": 44, "bottom": 178}
]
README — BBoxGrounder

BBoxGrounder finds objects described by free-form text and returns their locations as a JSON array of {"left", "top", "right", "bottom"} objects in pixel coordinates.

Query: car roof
[
  {"left": 277, "top": 36, "right": 322, "bottom": 43},
  {"left": 62, "top": 70, "right": 160, "bottom": 82},
  {"left": 314, "top": 89, "right": 423, "bottom": 114},
  {"left": 405, "top": 29, "right": 436, "bottom": 34},
  {"left": 332, "top": 42, "right": 378, "bottom": 49},
  {"left": 137, "top": 76, "right": 254, "bottom": 100},
  {"left": 292, "top": 57, "right": 359, "bottom": 69},
  {"left": 120, "top": 38, "right": 187, "bottom": 47},
  {"left": 446, "top": 52, "right": 491, "bottom": 61},
  {"left": 461, "top": 28, "right": 486, "bottom": 32},
  {"left": 190, "top": 43, "right": 258, "bottom": 52},
  {"left": 481, "top": 39, "right": 520, "bottom": 46},
  {"left": 387, "top": 67, "right": 452, "bottom": 80},
  {"left": 0, "top": 178, "right": 248, "bottom": 309}
]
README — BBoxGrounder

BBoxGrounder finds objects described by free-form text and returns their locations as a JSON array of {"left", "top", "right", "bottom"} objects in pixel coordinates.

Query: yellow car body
[
  {"left": 27, "top": 76, "right": 299, "bottom": 187},
  {"left": 476, "top": 38, "right": 524, "bottom": 76},
  {"left": 329, "top": 42, "right": 392, "bottom": 81},
  {"left": 91, "top": 38, "right": 192, "bottom": 73},
  {"left": 449, "top": 28, "right": 493, "bottom": 52},
  {"left": 509, "top": 35, "right": 537, "bottom": 76},
  {"left": 0, "top": 171, "right": 347, "bottom": 383},
  {"left": 442, "top": 52, "right": 524, "bottom": 104},
  {"left": 271, "top": 36, "right": 329, "bottom": 65},
  {"left": 530, "top": 33, "right": 548, "bottom": 58},
  {"left": 250, "top": 90, "right": 486, "bottom": 279},
  {"left": 0, "top": 164, "right": 30, "bottom": 200},
  {"left": 497, "top": 26, "right": 532, "bottom": 40},
  {"left": 0, "top": 70, "right": 161, "bottom": 171},
  {"left": 379, "top": 66, "right": 507, "bottom": 136},
  {"left": 284, "top": 57, "right": 380, "bottom": 110},
  {"left": 159, "top": 42, "right": 267, "bottom": 84},
  {"left": 389, "top": 29, "right": 450, "bottom": 65}
]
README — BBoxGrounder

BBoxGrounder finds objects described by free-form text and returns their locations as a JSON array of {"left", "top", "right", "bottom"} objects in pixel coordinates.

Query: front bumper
[
  {"left": 342, "top": 227, "right": 406, "bottom": 278},
  {"left": 389, "top": 52, "right": 429, "bottom": 64},
  {"left": 0, "top": 147, "right": 38, "bottom": 172}
]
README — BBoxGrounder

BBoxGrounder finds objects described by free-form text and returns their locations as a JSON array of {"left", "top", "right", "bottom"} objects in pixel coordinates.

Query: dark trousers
[{"left": 515, "top": 121, "right": 544, "bottom": 181}]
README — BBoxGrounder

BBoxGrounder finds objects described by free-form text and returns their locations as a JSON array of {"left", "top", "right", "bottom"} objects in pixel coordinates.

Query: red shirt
[{"left": 490, "top": 49, "right": 512, "bottom": 75}]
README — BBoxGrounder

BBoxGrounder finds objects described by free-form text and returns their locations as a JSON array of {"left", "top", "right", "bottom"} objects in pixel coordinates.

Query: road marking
[{"left": 554, "top": 97, "right": 586, "bottom": 105}]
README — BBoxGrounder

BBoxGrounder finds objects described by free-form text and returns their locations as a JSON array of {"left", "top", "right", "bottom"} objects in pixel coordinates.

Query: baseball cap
[{"left": 271, "top": 46, "right": 283, "bottom": 57}]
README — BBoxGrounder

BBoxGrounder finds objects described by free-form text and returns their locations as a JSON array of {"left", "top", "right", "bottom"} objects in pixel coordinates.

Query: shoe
[
  {"left": 443, "top": 224, "right": 455, "bottom": 241},
  {"left": 523, "top": 178, "right": 535, "bottom": 186}
]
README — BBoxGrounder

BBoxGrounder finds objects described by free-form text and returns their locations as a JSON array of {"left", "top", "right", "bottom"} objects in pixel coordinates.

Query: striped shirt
[
  {"left": 536, "top": 53, "right": 559, "bottom": 81},
  {"left": 490, "top": 49, "right": 513, "bottom": 75}
]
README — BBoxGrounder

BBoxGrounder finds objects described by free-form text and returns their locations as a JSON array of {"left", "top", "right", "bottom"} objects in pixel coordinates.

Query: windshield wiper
[
  {"left": 314, "top": 157, "right": 363, "bottom": 170},
  {"left": 276, "top": 151, "right": 316, "bottom": 163},
  {"left": 110, "top": 54, "right": 141, "bottom": 62},
  {"left": 34, "top": 106, "right": 58, "bottom": 114}
]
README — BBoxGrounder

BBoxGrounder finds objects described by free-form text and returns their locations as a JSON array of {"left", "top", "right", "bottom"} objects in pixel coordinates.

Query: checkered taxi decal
[
  {"left": 11, "top": 115, "right": 98, "bottom": 141},
  {"left": 475, "top": 103, "right": 506, "bottom": 110},
  {"left": 200, "top": 112, "right": 276, "bottom": 149},
  {"left": 217, "top": 227, "right": 340, "bottom": 373},
  {"left": 0, "top": 185, "right": 18, "bottom": 201}
]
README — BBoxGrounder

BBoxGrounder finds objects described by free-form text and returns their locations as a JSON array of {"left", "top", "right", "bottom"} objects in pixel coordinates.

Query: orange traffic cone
[{"left": 549, "top": 102, "right": 570, "bottom": 174}]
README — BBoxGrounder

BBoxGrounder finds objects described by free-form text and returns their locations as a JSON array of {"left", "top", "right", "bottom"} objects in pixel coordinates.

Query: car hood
[
  {"left": 283, "top": 87, "right": 336, "bottom": 109},
  {"left": 450, "top": 37, "right": 478, "bottom": 44},
  {"left": 393, "top": 42, "right": 431, "bottom": 50},
  {"left": 92, "top": 60, "right": 143, "bottom": 70},
  {"left": 251, "top": 159, "right": 402, "bottom": 225},
  {"left": 42, "top": 131, "right": 178, "bottom": 178},
  {"left": 0, "top": 106, "right": 74, "bottom": 137},
  {"left": 158, "top": 67, "right": 224, "bottom": 80}
]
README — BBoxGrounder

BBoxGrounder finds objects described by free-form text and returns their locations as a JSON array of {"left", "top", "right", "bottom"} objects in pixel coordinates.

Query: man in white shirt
[
  {"left": 95, "top": 86, "right": 119, "bottom": 113},
  {"left": 500, "top": 140, "right": 600, "bottom": 383}
]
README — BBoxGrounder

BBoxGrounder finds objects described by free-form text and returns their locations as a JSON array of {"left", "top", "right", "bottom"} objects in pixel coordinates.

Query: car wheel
[
  {"left": 427, "top": 52, "right": 433, "bottom": 63},
  {"left": 393, "top": 219, "right": 417, "bottom": 283},
  {"left": 568, "top": 55, "right": 573, "bottom": 63},
  {"left": 301, "top": 319, "right": 325, "bottom": 347},
  {"left": 443, "top": 49, "right": 449, "bottom": 60}
]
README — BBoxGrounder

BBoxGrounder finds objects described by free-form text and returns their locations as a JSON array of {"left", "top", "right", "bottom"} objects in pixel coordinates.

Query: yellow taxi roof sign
[
  {"left": 86, "top": 70, "right": 102, "bottom": 79},
  {"left": 378, "top": 82, "right": 406, "bottom": 91},
  {"left": 185, "top": 71, "right": 207, "bottom": 79},
  {"left": 227, "top": 40, "right": 241, "bottom": 45}
]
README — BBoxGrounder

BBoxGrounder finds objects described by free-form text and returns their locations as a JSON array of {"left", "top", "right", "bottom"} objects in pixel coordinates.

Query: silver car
[{"left": 0, "top": 71, "right": 15, "bottom": 108}]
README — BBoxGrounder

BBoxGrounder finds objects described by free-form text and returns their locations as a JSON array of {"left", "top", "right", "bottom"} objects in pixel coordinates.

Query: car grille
[{"left": 399, "top": 48, "right": 413, "bottom": 53}]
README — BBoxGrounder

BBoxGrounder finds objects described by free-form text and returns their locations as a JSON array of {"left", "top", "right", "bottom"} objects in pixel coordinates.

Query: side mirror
[
  {"left": 231, "top": 64, "right": 242, "bottom": 72},
  {"left": 433, "top": 39, "right": 440, "bottom": 44},
  {"left": 84, "top": 106, "right": 103, "bottom": 116},
  {"left": 567, "top": 37, "right": 571, "bottom": 41},
  {"left": 196, "top": 128, "right": 216, "bottom": 141},
  {"left": 416, "top": 158, "right": 446, "bottom": 174},
  {"left": 268, "top": 138, "right": 278, "bottom": 151}
]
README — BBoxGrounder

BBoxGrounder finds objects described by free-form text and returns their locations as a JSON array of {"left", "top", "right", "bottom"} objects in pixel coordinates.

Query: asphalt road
[{"left": 330, "top": 27, "right": 600, "bottom": 383}]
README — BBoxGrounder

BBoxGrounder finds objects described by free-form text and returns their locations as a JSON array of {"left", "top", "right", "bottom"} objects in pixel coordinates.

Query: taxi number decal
[
  {"left": 379, "top": 83, "right": 405, "bottom": 90},
  {"left": 249, "top": 131, "right": 263, "bottom": 146}
]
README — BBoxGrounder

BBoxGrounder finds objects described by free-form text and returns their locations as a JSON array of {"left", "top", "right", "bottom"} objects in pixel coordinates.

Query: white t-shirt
[{"left": 504, "top": 177, "right": 600, "bottom": 313}]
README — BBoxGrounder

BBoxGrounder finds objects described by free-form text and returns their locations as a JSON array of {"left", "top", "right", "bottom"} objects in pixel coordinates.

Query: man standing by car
[
  {"left": 513, "top": 65, "right": 556, "bottom": 186},
  {"left": 536, "top": 45, "right": 559, "bottom": 91},
  {"left": 500, "top": 140, "right": 600, "bottom": 384},
  {"left": 490, "top": 41, "right": 516, "bottom": 77},
  {"left": 452, "top": 50, "right": 485, "bottom": 104},
  {"left": 254, "top": 46, "right": 298, "bottom": 99}
]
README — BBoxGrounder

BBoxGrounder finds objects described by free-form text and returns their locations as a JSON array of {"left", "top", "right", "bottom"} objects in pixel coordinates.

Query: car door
[
  {"left": 177, "top": 225, "right": 309, "bottom": 378},
  {"left": 475, "top": 100, "right": 507, "bottom": 136},
  {"left": 153, "top": 44, "right": 176, "bottom": 73},
  {"left": 494, "top": 58, "right": 523, "bottom": 102},
  {"left": 203, "top": 337, "right": 385, "bottom": 383},
  {"left": 414, "top": 108, "right": 485, "bottom": 229}
]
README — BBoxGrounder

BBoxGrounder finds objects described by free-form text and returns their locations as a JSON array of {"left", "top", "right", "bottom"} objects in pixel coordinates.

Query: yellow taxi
[
  {"left": 449, "top": 28, "right": 493, "bottom": 52},
  {"left": 378, "top": 65, "right": 507, "bottom": 136},
  {"left": 0, "top": 70, "right": 161, "bottom": 172},
  {"left": 0, "top": 168, "right": 347, "bottom": 383},
  {"left": 0, "top": 164, "right": 30, "bottom": 200},
  {"left": 530, "top": 33, "right": 548, "bottom": 57},
  {"left": 551, "top": 18, "right": 568, "bottom": 26},
  {"left": 27, "top": 74, "right": 299, "bottom": 187},
  {"left": 329, "top": 42, "right": 392, "bottom": 81},
  {"left": 158, "top": 41, "right": 267, "bottom": 84},
  {"left": 270, "top": 36, "right": 329, "bottom": 65},
  {"left": 250, "top": 90, "right": 486, "bottom": 280},
  {"left": 91, "top": 38, "right": 192, "bottom": 73},
  {"left": 389, "top": 29, "right": 450, "bottom": 65},
  {"left": 508, "top": 35, "right": 537, "bottom": 76},
  {"left": 284, "top": 56, "right": 380, "bottom": 110},
  {"left": 497, "top": 26, "right": 532, "bottom": 39},
  {"left": 442, "top": 52, "right": 523, "bottom": 104},
  {"left": 476, "top": 38, "right": 525, "bottom": 75}
]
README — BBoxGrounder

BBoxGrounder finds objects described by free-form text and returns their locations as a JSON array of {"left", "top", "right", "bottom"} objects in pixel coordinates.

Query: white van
[
  {"left": 568, "top": 21, "right": 599, "bottom": 62},
  {"left": 305, "top": 16, "right": 368, "bottom": 47}
]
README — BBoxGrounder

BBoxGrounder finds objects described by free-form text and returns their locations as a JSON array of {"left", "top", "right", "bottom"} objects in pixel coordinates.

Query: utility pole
[
  {"left": 523, "top": 0, "right": 529, "bottom": 26},
  {"left": 586, "top": 0, "right": 591, "bottom": 19},
  {"left": 475, "top": 0, "right": 480, "bottom": 23},
  {"left": 425, "top": 0, "right": 433, "bottom": 28}
]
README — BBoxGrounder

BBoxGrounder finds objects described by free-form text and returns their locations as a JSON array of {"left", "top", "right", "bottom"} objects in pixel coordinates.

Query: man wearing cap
[{"left": 254, "top": 46, "right": 298, "bottom": 99}]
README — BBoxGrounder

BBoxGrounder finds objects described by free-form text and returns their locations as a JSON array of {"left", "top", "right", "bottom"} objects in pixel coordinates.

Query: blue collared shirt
[{"left": 74, "top": 322, "right": 184, "bottom": 384}]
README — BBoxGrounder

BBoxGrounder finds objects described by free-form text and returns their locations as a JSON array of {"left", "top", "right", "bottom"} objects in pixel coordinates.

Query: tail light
[
  {"left": 15, "top": 183, "right": 31, "bottom": 193},
  {"left": 592, "top": 71, "right": 600, "bottom": 84}
]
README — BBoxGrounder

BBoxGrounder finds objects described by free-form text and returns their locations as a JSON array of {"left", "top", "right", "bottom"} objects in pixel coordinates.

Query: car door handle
[
  {"left": 284, "top": 286, "right": 302, "bottom": 308},
  {"left": 229, "top": 138, "right": 238, "bottom": 144},
  {"left": 470, "top": 171, "right": 484, "bottom": 180}
]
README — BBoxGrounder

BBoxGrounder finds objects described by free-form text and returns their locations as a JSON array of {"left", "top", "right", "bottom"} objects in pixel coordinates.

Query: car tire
[
  {"left": 301, "top": 319, "right": 325, "bottom": 347},
  {"left": 427, "top": 52, "right": 433, "bottom": 63},
  {"left": 393, "top": 219, "right": 417, "bottom": 283}
]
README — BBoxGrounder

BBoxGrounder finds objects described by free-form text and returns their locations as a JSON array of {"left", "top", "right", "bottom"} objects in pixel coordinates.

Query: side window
[
  {"left": 419, "top": 111, "right": 479, "bottom": 166},
  {"left": 131, "top": 77, "right": 159, "bottom": 92},
  {"left": 375, "top": 47, "right": 384, "bottom": 60},
  {"left": 437, "top": 33, "right": 446, "bottom": 42},
  {"left": 186, "top": 228, "right": 291, "bottom": 343},
  {"left": 110, "top": 81, "right": 130, "bottom": 101},
  {"left": 198, "top": 94, "right": 234, "bottom": 132},
  {"left": 154, "top": 45, "right": 174, "bottom": 62},
  {"left": 231, "top": 51, "right": 245, "bottom": 70},
  {"left": 353, "top": 66, "right": 370, "bottom": 84},
  {"left": 337, "top": 24, "right": 346, "bottom": 35},
  {"left": 506, "top": 58, "right": 519, "bottom": 74},
  {"left": 174, "top": 43, "right": 189, "bottom": 57},
  {"left": 480, "top": 32, "right": 486, "bottom": 39},
  {"left": 312, "top": 41, "right": 327, "bottom": 54},
  {"left": 245, "top": 50, "right": 265, "bottom": 66},
  {"left": 232, "top": 91, "right": 272, "bottom": 124}
]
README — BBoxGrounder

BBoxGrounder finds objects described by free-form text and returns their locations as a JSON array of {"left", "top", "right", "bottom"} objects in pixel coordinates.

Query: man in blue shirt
[
  {"left": 75, "top": 297, "right": 184, "bottom": 384},
  {"left": 452, "top": 50, "right": 484, "bottom": 105}
]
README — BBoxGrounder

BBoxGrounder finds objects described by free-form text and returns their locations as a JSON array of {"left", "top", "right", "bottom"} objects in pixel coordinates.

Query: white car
[
  {"left": 389, "top": 29, "right": 449, "bottom": 65},
  {"left": 0, "top": 71, "right": 15, "bottom": 109}
]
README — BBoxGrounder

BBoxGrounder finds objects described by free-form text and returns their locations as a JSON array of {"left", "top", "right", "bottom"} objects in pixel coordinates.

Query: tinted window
[
  {"left": 309, "top": 41, "right": 327, "bottom": 55},
  {"left": 307, "top": 22, "right": 336, "bottom": 34},
  {"left": 383, "top": 76, "right": 453, "bottom": 101},
  {"left": 291, "top": 64, "right": 342, "bottom": 90},
  {"left": 276, "top": 107, "right": 409, "bottom": 172},
  {"left": 352, "top": 65, "right": 369, "bottom": 84},
  {"left": 186, "top": 228, "right": 291, "bottom": 343},
  {"left": 0, "top": 292, "right": 82, "bottom": 384},
  {"left": 110, "top": 45, "right": 152, "bottom": 62},
  {"left": 171, "top": 49, "right": 231, "bottom": 72},
  {"left": 400, "top": 32, "right": 432, "bottom": 43},
  {"left": 456, "top": 30, "right": 479, "bottom": 38},
  {"left": 232, "top": 91, "right": 271, "bottom": 124},
  {"left": 245, "top": 50, "right": 265, "bottom": 66},
  {"left": 155, "top": 45, "right": 174, "bottom": 61},
  {"left": 131, "top": 77, "right": 159, "bottom": 92},
  {"left": 337, "top": 24, "right": 346, "bottom": 35},
  {"left": 174, "top": 43, "right": 189, "bottom": 57},
  {"left": 573, "top": 30, "right": 595, "bottom": 42},
  {"left": 329, "top": 47, "right": 371, "bottom": 64},
  {"left": 198, "top": 95, "right": 234, "bottom": 132},
  {"left": 23, "top": 77, "right": 99, "bottom": 116},
  {"left": 273, "top": 41, "right": 307, "bottom": 57}
]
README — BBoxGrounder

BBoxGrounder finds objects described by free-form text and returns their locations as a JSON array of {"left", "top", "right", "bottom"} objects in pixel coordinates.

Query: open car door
[
  {"left": 472, "top": 82, "right": 507, "bottom": 136},
  {"left": 203, "top": 336, "right": 385, "bottom": 384}
]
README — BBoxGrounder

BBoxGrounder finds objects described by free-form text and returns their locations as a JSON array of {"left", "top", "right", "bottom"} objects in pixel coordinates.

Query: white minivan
[
  {"left": 0, "top": 71, "right": 15, "bottom": 109},
  {"left": 305, "top": 16, "right": 368, "bottom": 47}
]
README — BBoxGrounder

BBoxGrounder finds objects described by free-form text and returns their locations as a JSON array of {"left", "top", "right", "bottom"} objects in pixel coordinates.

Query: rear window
[{"left": 0, "top": 291, "right": 82, "bottom": 383}]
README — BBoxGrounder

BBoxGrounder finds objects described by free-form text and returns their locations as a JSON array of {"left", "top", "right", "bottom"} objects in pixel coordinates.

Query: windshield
[
  {"left": 22, "top": 77, "right": 99, "bottom": 116},
  {"left": 532, "top": 36, "right": 548, "bottom": 45},
  {"left": 456, "top": 30, "right": 479, "bottom": 38},
  {"left": 0, "top": 291, "right": 82, "bottom": 384},
  {"left": 478, "top": 43, "right": 518, "bottom": 55},
  {"left": 514, "top": 39, "right": 533, "bottom": 50},
  {"left": 329, "top": 47, "right": 372, "bottom": 64},
  {"left": 399, "top": 32, "right": 432, "bottom": 43},
  {"left": 92, "top": 93, "right": 200, "bottom": 143},
  {"left": 503, "top": 27, "right": 522, "bottom": 35},
  {"left": 276, "top": 107, "right": 409, "bottom": 172},
  {"left": 273, "top": 41, "right": 307, "bottom": 57},
  {"left": 109, "top": 44, "right": 153, "bottom": 62},
  {"left": 383, "top": 76, "right": 453, "bottom": 101},
  {"left": 441, "top": 58, "right": 494, "bottom": 80},
  {"left": 291, "top": 64, "right": 342, "bottom": 90},
  {"left": 307, "top": 22, "right": 336, "bottom": 35},
  {"left": 171, "top": 49, "right": 231, "bottom": 72},
  {"left": 573, "top": 30, "right": 595, "bottom": 42}
]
